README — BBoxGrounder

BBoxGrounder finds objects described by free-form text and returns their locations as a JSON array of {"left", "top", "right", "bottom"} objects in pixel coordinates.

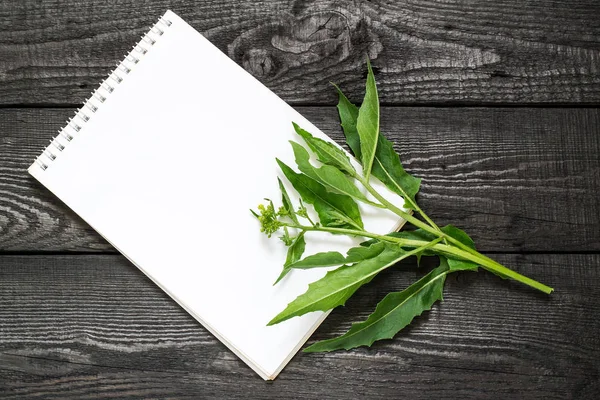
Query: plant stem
[
  {"left": 363, "top": 199, "right": 386, "bottom": 209},
  {"left": 433, "top": 244, "right": 553, "bottom": 294},
  {"left": 284, "top": 223, "right": 553, "bottom": 294},
  {"left": 408, "top": 201, "right": 442, "bottom": 233},
  {"left": 355, "top": 175, "right": 442, "bottom": 233},
  {"left": 357, "top": 177, "right": 441, "bottom": 236},
  {"left": 357, "top": 176, "right": 521, "bottom": 273},
  {"left": 284, "top": 223, "right": 428, "bottom": 248}
]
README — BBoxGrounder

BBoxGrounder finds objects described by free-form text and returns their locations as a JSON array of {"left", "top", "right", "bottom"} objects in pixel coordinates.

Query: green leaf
[
  {"left": 332, "top": 83, "right": 361, "bottom": 158},
  {"left": 437, "top": 226, "right": 509, "bottom": 279},
  {"left": 292, "top": 123, "right": 356, "bottom": 175},
  {"left": 290, "top": 141, "right": 373, "bottom": 204},
  {"left": 277, "top": 159, "right": 364, "bottom": 230},
  {"left": 439, "top": 226, "right": 479, "bottom": 271},
  {"left": 274, "top": 233, "right": 306, "bottom": 284},
  {"left": 333, "top": 81, "right": 421, "bottom": 208},
  {"left": 288, "top": 241, "right": 387, "bottom": 270},
  {"left": 278, "top": 178, "right": 298, "bottom": 224},
  {"left": 362, "top": 226, "right": 478, "bottom": 273},
  {"left": 345, "top": 241, "right": 386, "bottom": 263},
  {"left": 287, "top": 251, "right": 346, "bottom": 269},
  {"left": 286, "top": 233, "right": 306, "bottom": 265},
  {"left": 371, "top": 134, "right": 421, "bottom": 208},
  {"left": 356, "top": 60, "right": 380, "bottom": 180},
  {"left": 304, "top": 262, "right": 449, "bottom": 352},
  {"left": 447, "top": 257, "right": 479, "bottom": 272},
  {"left": 441, "top": 225, "right": 475, "bottom": 249},
  {"left": 360, "top": 231, "right": 438, "bottom": 267},
  {"left": 268, "top": 244, "right": 406, "bottom": 325},
  {"left": 268, "top": 241, "right": 439, "bottom": 326}
]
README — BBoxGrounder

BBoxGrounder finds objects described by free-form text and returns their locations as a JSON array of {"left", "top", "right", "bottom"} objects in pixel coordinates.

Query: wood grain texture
[
  {"left": 1, "top": 107, "right": 598, "bottom": 252},
  {"left": 1, "top": 0, "right": 598, "bottom": 397},
  {"left": 1, "top": 0, "right": 599, "bottom": 106},
  {"left": 0, "top": 253, "right": 597, "bottom": 399}
]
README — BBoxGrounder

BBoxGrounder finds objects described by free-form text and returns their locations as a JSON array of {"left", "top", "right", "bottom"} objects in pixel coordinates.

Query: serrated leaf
[
  {"left": 292, "top": 123, "right": 356, "bottom": 175},
  {"left": 274, "top": 233, "right": 306, "bottom": 284},
  {"left": 268, "top": 245, "right": 405, "bottom": 325},
  {"left": 304, "top": 263, "right": 449, "bottom": 352},
  {"left": 290, "top": 141, "right": 372, "bottom": 204},
  {"left": 278, "top": 178, "right": 298, "bottom": 224},
  {"left": 334, "top": 82, "right": 421, "bottom": 208},
  {"left": 268, "top": 241, "right": 439, "bottom": 326},
  {"left": 356, "top": 60, "right": 380, "bottom": 180},
  {"left": 371, "top": 134, "right": 421, "bottom": 208},
  {"left": 277, "top": 159, "right": 364, "bottom": 230},
  {"left": 288, "top": 241, "right": 386, "bottom": 270},
  {"left": 333, "top": 83, "right": 361, "bottom": 158}
]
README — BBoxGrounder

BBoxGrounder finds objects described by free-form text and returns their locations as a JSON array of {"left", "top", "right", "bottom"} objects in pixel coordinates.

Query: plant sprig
[{"left": 252, "top": 59, "right": 553, "bottom": 352}]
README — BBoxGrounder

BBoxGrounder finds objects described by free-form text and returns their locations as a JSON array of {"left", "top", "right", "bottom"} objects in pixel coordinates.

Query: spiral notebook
[{"left": 28, "top": 10, "right": 404, "bottom": 380}]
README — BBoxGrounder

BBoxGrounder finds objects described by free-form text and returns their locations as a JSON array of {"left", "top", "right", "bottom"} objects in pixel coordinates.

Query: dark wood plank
[
  {"left": 1, "top": 0, "right": 599, "bottom": 105},
  {"left": 1, "top": 107, "right": 598, "bottom": 252},
  {"left": 0, "top": 253, "right": 598, "bottom": 398}
]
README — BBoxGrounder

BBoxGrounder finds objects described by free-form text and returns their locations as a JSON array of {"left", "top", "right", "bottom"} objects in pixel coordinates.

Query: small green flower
[
  {"left": 277, "top": 206, "right": 289, "bottom": 217},
  {"left": 256, "top": 202, "right": 282, "bottom": 238}
]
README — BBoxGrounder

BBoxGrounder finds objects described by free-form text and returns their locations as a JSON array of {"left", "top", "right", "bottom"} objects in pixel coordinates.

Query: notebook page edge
[{"left": 28, "top": 165, "right": 273, "bottom": 380}]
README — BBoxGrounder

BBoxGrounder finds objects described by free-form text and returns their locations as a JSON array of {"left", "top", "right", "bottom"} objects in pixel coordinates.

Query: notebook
[{"left": 28, "top": 10, "right": 404, "bottom": 380}]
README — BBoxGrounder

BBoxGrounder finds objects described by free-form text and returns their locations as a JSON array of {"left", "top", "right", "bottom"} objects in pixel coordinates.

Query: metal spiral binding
[{"left": 33, "top": 15, "right": 173, "bottom": 171}]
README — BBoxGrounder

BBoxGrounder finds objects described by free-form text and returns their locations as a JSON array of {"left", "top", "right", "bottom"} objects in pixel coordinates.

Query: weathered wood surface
[
  {"left": 1, "top": 0, "right": 599, "bottom": 397},
  {"left": 1, "top": 0, "right": 600, "bottom": 106},
  {"left": 1, "top": 107, "right": 598, "bottom": 252},
  {"left": 0, "top": 253, "right": 597, "bottom": 399}
]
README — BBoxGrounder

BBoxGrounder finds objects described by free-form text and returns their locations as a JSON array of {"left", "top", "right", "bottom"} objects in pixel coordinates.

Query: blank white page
[{"left": 29, "top": 10, "right": 404, "bottom": 380}]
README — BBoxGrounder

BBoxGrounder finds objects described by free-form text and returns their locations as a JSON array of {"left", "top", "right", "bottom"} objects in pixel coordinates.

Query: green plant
[{"left": 252, "top": 60, "right": 552, "bottom": 352}]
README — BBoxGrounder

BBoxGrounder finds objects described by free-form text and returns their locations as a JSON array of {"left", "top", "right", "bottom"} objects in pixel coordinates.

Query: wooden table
[{"left": 1, "top": 1, "right": 599, "bottom": 398}]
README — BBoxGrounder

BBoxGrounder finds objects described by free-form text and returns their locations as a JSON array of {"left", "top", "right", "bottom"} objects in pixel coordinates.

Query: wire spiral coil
[{"left": 34, "top": 16, "right": 173, "bottom": 171}]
